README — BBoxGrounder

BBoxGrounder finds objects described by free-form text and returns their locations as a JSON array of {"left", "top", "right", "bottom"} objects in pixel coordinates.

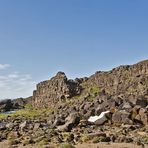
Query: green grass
[
  {"left": 89, "top": 86, "right": 100, "bottom": 94},
  {"left": 80, "top": 135, "right": 90, "bottom": 143},
  {"left": 81, "top": 82, "right": 89, "bottom": 89},
  {"left": 86, "top": 95, "right": 94, "bottom": 102},
  {"left": 38, "top": 138, "right": 49, "bottom": 146},
  {"left": 73, "top": 94, "right": 81, "bottom": 100},
  {"left": 92, "top": 136, "right": 102, "bottom": 143},
  {"left": 141, "top": 136, "right": 148, "bottom": 144},
  {"left": 0, "top": 106, "right": 54, "bottom": 120},
  {"left": 92, "top": 136, "right": 109, "bottom": 143},
  {"left": 0, "top": 113, "right": 9, "bottom": 119}
]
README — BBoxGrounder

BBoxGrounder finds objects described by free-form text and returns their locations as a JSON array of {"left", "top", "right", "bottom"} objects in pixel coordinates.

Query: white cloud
[
  {"left": 0, "top": 71, "right": 36, "bottom": 99},
  {"left": 0, "top": 64, "right": 10, "bottom": 70}
]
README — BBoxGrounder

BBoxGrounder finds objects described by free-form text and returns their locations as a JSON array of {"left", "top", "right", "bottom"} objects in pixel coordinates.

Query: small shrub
[
  {"left": 80, "top": 135, "right": 89, "bottom": 143},
  {"left": 25, "top": 104, "right": 33, "bottom": 110},
  {"left": 92, "top": 137, "right": 101, "bottom": 143},
  {"left": 38, "top": 138, "right": 49, "bottom": 146},
  {"left": 90, "top": 87, "right": 100, "bottom": 94},
  {"left": 92, "top": 136, "right": 109, "bottom": 143},
  {"left": 73, "top": 95, "right": 81, "bottom": 100},
  {"left": 86, "top": 95, "right": 94, "bottom": 102},
  {"left": 142, "top": 136, "right": 148, "bottom": 144}
]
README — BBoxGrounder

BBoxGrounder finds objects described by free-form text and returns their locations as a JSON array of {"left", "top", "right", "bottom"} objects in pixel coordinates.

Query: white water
[{"left": 0, "top": 110, "right": 17, "bottom": 114}]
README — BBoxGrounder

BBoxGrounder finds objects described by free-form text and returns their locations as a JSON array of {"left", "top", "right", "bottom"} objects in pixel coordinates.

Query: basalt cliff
[
  {"left": 31, "top": 60, "right": 148, "bottom": 109},
  {"left": 0, "top": 60, "right": 147, "bottom": 147}
]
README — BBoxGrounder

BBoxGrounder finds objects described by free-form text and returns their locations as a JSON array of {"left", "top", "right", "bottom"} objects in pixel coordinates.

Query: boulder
[
  {"left": 128, "top": 96, "right": 148, "bottom": 108},
  {"left": 6, "top": 123, "right": 15, "bottom": 129},
  {"left": 121, "top": 102, "right": 132, "bottom": 110},
  {"left": 84, "top": 108, "right": 95, "bottom": 119},
  {"left": 88, "top": 111, "right": 110, "bottom": 125},
  {"left": 19, "top": 121, "right": 27, "bottom": 131},
  {"left": 52, "top": 116, "right": 65, "bottom": 127},
  {"left": 0, "top": 123, "right": 6, "bottom": 130},
  {"left": 112, "top": 110, "right": 132, "bottom": 124},
  {"left": 135, "top": 108, "right": 148, "bottom": 125},
  {"left": 33, "top": 123, "right": 41, "bottom": 131},
  {"left": 57, "top": 112, "right": 80, "bottom": 132}
]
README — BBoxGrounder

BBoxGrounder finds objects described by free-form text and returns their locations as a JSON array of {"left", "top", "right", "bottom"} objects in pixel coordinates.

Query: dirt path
[
  {"left": 0, "top": 141, "right": 147, "bottom": 148},
  {"left": 77, "top": 143, "right": 148, "bottom": 148}
]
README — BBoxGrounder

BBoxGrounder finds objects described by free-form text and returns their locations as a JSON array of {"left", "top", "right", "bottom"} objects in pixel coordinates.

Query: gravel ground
[{"left": 0, "top": 141, "right": 147, "bottom": 148}]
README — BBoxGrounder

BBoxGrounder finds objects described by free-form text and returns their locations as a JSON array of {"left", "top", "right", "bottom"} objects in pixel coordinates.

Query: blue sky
[{"left": 0, "top": 0, "right": 148, "bottom": 98}]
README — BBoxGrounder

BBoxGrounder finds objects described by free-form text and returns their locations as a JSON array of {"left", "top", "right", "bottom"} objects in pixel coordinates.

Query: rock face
[
  {"left": 12, "top": 98, "right": 28, "bottom": 109},
  {"left": 0, "top": 97, "right": 32, "bottom": 112},
  {"left": 0, "top": 99, "right": 12, "bottom": 112},
  {"left": 33, "top": 72, "right": 81, "bottom": 108},
  {"left": 31, "top": 60, "right": 148, "bottom": 109},
  {"left": 87, "top": 60, "right": 148, "bottom": 96}
]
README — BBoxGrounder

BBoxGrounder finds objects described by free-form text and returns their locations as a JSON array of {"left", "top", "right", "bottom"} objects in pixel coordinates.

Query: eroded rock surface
[{"left": 33, "top": 72, "right": 81, "bottom": 108}]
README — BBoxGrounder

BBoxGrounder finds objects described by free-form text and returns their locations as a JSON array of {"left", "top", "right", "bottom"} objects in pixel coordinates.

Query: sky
[{"left": 0, "top": 0, "right": 148, "bottom": 99}]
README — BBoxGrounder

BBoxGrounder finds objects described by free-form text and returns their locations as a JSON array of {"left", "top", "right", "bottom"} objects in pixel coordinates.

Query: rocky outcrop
[
  {"left": 0, "top": 97, "right": 32, "bottom": 112},
  {"left": 86, "top": 60, "right": 148, "bottom": 96},
  {"left": 33, "top": 72, "right": 81, "bottom": 108},
  {"left": 0, "top": 99, "right": 12, "bottom": 112},
  {"left": 11, "top": 97, "right": 32, "bottom": 109},
  {"left": 30, "top": 60, "right": 148, "bottom": 109}
]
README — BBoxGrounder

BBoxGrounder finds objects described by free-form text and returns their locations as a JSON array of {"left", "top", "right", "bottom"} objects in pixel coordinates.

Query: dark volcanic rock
[
  {"left": 52, "top": 115, "right": 65, "bottom": 127},
  {"left": 0, "top": 96, "right": 33, "bottom": 112},
  {"left": 33, "top": 72, "right": 81, "bottom": 108},
  {"left": 86, "top": 60, "right": 148, "bottom": 96},
  {"left": 11, "top": 98, "right": 26, "bottom": 109},
  {"left": 0, "top": 99, "right": 12, "bottom": 112},
  {"left": 112, "top": 110, "right": 133, "bottom": 124},
  {"left": 29, "top": 60, "right": 148, "bottom": 111},
  {"left": 57, "top": 112, "right": 80, "bottom": 132},
  {"left": 135, "top": 108, "right": 148, "bottom": 125},
  {"left": 94, "top": 115, "right": 108, "bottom": 125}
]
